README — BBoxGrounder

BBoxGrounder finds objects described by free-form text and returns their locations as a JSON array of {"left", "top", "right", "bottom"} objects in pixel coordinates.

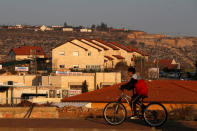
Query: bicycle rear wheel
[
  {"left": 143, "top": 103, "right": 168, "bottom": 127},
  {"left": 103, "top": 102, "right": 127, "bottom": 125}
]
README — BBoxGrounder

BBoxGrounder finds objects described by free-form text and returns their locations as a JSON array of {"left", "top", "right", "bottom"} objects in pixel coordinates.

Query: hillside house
[
  {"left": 156, "top": 59, "right": 180, "bottom": 70},
  {"left": 52, "top": 38, "right": 148, "bottom": 71},
  {"left": 40, "top": 25, "right": 53, "bottom": 31},
  {"left": 62, "top": 28, "right": 74, "bottom": 32},
  {"left": 8, "top": 46, "right": 46, "bottom": 61},
  {"left": 80, "top": 29, "right": 92, "bottom": 33},
  {"left": 52, "top": 39, "right": 104, "bottom": 70}
]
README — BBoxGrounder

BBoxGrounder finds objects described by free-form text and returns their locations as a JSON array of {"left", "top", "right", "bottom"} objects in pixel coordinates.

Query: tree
[
  {"left": 114, "top": 62, "right": 129, "bottom": 81},
  {"left": 134, "top": 56, "right": 149, "bottom": 79},
  {"left": 64, "top": 21, "right": 68, "bottom": 27},
  {"left": 115, "top": 61, "right": 128, "bottom": 70},
  {"left": 96, "top": 22, "right": 108, "bottom": 31},
  {"left": 91, "top": 24, "right": 96, "bottom": 30},
  {"left": 82, "top": 80, "right": 88, "bottom": 93}
]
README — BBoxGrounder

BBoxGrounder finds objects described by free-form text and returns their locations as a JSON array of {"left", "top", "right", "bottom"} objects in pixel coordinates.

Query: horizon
[{"left": 0, "top": 0, "right": 197, "bottom": 36}]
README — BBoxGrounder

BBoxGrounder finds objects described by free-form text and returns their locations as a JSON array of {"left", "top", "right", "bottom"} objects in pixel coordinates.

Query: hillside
[{"left": 0, "top": 28, "right": 196, "bottom": 69}]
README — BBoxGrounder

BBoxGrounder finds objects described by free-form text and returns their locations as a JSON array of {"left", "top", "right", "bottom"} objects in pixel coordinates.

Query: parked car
[
  {"left": 167, "top": 72, "right": 179, "bottom": 79},
  {"left": 159, "top": 71, "right": 167, "bottom": 77}
]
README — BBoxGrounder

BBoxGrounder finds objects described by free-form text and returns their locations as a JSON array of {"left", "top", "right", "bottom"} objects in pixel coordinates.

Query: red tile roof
[
  {"left": 158, "top": 59, "right": 177, "bottom": 69},
  {"left": 11, "top": 46, "right": 46, "bottom": 57},
  {"left": 70, "top": 42, "right": 88, "bottom": 51},
  {"left": 110, "top": 42, "right": 131, "bottom": 52},
  {"left": 62, "top": 80, "right": 197, "bottom": 104},
  {"left": 82, "top": 38, "right": 109, "bottom": 50},
  {"left": 158, "top": 59, "right": 172, "bottom": 65},
  {"left": 94, "top": 39, "right": 120, "bottom": 50},
  {"left": 79, "top": 39, "right": 102, "bottom": 52},
  {"left": 104, "top": 56, "right": 114, "bottom": 60},
  {"left": 112, "top": 55, "right": 125, "bottom": 59},
  {"left": 126, "top": 45, "right": 149, "bottom": 56},
  {"left": 110, "top": 42, "right": 149, "bottom": 56}
]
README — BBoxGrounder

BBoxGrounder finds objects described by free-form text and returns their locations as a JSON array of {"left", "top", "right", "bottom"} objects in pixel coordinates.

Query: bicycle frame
[
  {"left": 104, "top": 91, "right": 168, "bottom": 127},
  {"left": 117, "top": 92, "right": 146, "bottom": 114}
]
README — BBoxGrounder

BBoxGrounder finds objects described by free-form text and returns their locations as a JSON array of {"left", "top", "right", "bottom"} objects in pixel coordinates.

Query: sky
[{"left": 0, "top": 0, "right": 197, "bottom": 36}]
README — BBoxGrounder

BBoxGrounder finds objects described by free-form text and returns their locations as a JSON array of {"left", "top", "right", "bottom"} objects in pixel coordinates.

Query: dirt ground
[{"left": 0, "top": 118, "right": 197, "bottom": 131}]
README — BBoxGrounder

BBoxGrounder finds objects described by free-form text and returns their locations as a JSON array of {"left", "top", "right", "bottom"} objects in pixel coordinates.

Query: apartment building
[
  {"left": 52, "top": 39, "right": 104, "bottom": 70},
  {"left": 52, "top": 38, "right": 148, "bottom": 71}
]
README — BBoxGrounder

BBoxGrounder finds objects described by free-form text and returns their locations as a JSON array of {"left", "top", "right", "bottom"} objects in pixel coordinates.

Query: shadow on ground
[
  {"left": 86, "top": 118, "right": 197, "bottom": 131},
  {"left": 127, "top": 119, "right": 197, "bottom": 131}
]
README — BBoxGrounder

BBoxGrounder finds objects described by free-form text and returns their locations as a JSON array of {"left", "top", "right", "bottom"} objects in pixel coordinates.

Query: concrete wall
[
  {"left": 0, "top": 107, "right": 58, "bottom": 118},
  {"left": 96, "top": 72, "right": 121, "bottom": 88},
  {"left": 0, "top": 86, "right": 60, "bottom": 104},
  {"left": 42, "top": 72, "right": 121, "bottom": 91},
  {"left": 15, "top": 55, "right": 44, "bottom": 60},
  {"left": 0, "top": 75, "right": 36, "bottom": 86}
]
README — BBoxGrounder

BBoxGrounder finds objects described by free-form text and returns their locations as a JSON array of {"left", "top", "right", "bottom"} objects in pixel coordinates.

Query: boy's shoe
[{"left": 130, "top": 115, "right": 138, "bottom": 120}]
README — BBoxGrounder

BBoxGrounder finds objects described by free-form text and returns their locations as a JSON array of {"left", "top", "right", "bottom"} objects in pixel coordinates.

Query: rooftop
[
  {"left": 10, "top": 46, "right": 46, "bottom": 57},
  {"left": 126, "top": 45, "right": 149, "bottom": 56},
  {"left": 62, "top": 80, "right": 197, "bottom": 104},
  {"left": 94, "top": 39, "right": 120, "bottom": 50},
  {"left": 82, "top": 38, "right": 109, "bottom": 50},
  {"left": 104, "top": 56, "right": 114, "bottom": 60},
  {"left": 158, "top": 59, "right": 178, "bottom": 69},
  {"left": 112, "top": 55, "right": 125, "bottom": 59}
]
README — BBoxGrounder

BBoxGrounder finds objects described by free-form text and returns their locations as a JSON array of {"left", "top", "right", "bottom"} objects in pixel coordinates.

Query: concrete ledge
[{"left": 0, "top": 107, "right": 58, "bottom": 118}]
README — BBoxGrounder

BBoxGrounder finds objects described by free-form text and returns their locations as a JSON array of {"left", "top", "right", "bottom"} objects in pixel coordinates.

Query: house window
[
  {"left": 88, "top": 51, "right": 91, "bottom": 56},
  {"left": 59, "top": 65, "right": 65, "bottom": 68},
  {"left": 73, "top": 51, "right": 79, "bottom": 56},
  {"left": 49, "top": 90, "right": 56, "bottom": 98},
  {"left": 73, "top": 65, "right": 79, "bottom": 68},
  {"left": 62, "top": 90, "right": 68, "bottom": 98},
  {"left": 86, "top": 65, "right": 90, "bottom": 69},
  {"left": 59, "top": 51, "right": 65, "bottom": 56},
  {"left": 96, "top": 65, "right": 101, "bottom": 69}
]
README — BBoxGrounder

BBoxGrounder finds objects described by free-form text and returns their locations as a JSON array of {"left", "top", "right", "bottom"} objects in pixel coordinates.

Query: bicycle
[{"left": 103, "top": 90, "right": 168, "bottom": 127}]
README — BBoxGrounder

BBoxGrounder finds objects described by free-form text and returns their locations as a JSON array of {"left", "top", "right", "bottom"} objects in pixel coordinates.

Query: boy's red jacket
[{"left": 135, "top": 80, "right": 148, "bottom": 97}]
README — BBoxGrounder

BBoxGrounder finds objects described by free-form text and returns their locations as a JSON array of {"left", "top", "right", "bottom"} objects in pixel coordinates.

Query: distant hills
[{"left": 0, "top": 28, "right": 196, "bottom": 69}]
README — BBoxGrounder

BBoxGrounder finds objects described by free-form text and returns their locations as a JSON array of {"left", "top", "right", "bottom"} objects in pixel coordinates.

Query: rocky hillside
[
  {"left": 0, "top": 28, "right": 196, "bottom": 69},
  {"left": 132, "top": 37, "right": 197, "bottom": 68}
]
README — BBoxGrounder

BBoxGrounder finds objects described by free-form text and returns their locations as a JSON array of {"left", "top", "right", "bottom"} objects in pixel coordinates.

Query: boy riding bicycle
[{"left": 120, "top": 67, "right": 148, "bottom": 119}]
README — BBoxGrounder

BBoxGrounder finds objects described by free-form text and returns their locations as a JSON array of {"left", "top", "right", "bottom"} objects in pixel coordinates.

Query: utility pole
[
  {"left": 156, "top": 38, "right": 160, "bottom": 80},
  {"left": 30, "top": 49, "right": 38, "bottom": 97}
]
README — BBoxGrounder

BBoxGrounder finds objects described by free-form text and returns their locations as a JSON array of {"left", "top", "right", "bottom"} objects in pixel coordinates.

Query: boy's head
[{"left": 128, "top": 67, "right": 136, "bottom": 77}]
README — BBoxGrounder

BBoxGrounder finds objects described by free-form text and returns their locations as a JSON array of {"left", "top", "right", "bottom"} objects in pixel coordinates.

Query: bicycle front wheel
[
  {"left": 143, "top": 103, "right": 168, "bottom": 127},
  {"left": 103, "top": 102, "right": 127, "bottom": 125}
]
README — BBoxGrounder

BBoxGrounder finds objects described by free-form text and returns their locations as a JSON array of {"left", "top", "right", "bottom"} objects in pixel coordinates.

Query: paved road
[{"left": 0, "top": 118, "right": 196, "bottom": 131}]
